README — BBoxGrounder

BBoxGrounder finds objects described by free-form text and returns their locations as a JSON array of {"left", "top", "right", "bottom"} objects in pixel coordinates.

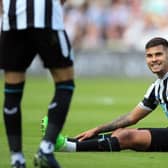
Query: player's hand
[{"left": 75, "top": 128, "right": 98, "bottom": 142}]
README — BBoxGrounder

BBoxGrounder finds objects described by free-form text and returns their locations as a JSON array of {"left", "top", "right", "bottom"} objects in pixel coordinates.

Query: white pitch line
[{"left": 74, "top": 96, "right": 139, "bottom": 105}]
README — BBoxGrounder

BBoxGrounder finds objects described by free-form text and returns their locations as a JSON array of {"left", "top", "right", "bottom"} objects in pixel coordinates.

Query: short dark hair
[{"left": 145, "top": 37, "right": 168, "bottom": 49}]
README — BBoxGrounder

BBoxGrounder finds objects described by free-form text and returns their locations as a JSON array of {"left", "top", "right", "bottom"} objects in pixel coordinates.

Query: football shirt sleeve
[{"left": 138, "top": 83, "right": 159, "bottom": 111}]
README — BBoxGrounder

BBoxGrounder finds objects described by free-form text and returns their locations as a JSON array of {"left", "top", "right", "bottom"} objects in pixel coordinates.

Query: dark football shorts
[
  {"left": 139, "top": 128, "right": 168, "bottom": 151},
  {"left": 0, "top": 28, "right": 74, "bottom": 71}
]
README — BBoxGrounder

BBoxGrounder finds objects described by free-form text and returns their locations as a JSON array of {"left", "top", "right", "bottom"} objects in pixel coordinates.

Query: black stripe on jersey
[
  {"left": 45, "top": 0, "right": 52, "bottom": 27},
  {"left": 9, "top": 0, "right": 17, "bottom": 29},
  {"left": 158, "top": 84, "right": 161, "bottom": 102},
  {"left": 162, "top": 79, "right": 168, "bottom": 108},
  {"left": 142, "top": 87, "right": 158, "bottom": 110},
  {"left": 27, "top": 0, "right": 34, "bottom": 27}
]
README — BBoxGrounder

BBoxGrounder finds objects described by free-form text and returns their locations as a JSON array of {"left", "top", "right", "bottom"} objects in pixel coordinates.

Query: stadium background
[
  {"left": 25, "top": 0, "right": 168, "bottom": 78},
  {"left": 1, "top": 0, "right": 168, "bottom": 168},
  {"left": 1, "top": 0, "right": 168, "bottom": 77}
]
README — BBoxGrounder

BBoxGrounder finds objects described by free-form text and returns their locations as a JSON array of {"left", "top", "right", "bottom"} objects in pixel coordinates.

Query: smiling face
[{"left": 146, "top": 44, "right": 168, "bottom": 78}]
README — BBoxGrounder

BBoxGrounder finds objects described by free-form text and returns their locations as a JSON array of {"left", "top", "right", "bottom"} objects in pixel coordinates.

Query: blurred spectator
[
  {"left": 124, "top": 0, "right": 168, "bottom": 51},
  {"left": 63, "top": 0, "right": 168, "bottom": 52},
  {"left": 104, "top": 0, "right": 130, "bottom": 40},
  {"left": 81, "top": 1, "right": 107, "bottom": 49},
  {"left": 1, "top": 0, "right": 168, "bottom": 52}
]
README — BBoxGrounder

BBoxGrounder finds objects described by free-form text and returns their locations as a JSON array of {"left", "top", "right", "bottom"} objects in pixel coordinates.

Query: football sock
[
  {"left": 77, "top": 139, "right": 99, "bottom": 151},
  {"left": 11, "top": 152, "right": 25, "bottom": 165},
  {"left": 98, "top": 137, "right": 120, "bottom": 151},
  {"left": 76, "top": 136, "right": 120, "bottom": 151},
  {"left": 58, "top": 139, "right": 76, "bottom": 152},
  {"left": 3, "top": 82, "right": 24, "bottom": 152},
  {"left": 44, "top": 80, "right": 75, "bottom": 144},
  {"left": 40, "top": 140, "right": 55, "bottom": 154}
]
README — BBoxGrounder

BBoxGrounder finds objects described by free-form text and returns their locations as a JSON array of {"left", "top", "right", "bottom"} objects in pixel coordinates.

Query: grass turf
[{"left": 0, "top": 77, "right": 167, "bottom": 168}]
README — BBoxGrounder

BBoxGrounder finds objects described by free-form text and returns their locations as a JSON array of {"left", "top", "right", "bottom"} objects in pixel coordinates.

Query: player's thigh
[
  {"left": 34, "top": 29, "right": 74, "bottom": 71},
  {"left": 112, "top": 128, "right": 151, "bottom": 150},
  {"left": 142, "top": 128, "right": 168, "bottom": 151},
  {"left": 0, "top": 30, "right": 36, "bottom": 72}
]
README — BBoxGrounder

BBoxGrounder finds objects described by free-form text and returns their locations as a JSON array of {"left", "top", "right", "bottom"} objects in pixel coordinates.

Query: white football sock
[
  {"left": 40, "top": 140, "right": 54, "bottom": 154},
  {"left": 59, "top": 140, "right": 76, "bottom": 152},
  {"left": 11, "top": 152, "right": 25, "bottom": 165}
]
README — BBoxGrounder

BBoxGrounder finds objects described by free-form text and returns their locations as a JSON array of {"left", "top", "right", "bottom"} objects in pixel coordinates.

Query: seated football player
[{"left": 42, "top": 37, "right": 168, "bottom": 152}]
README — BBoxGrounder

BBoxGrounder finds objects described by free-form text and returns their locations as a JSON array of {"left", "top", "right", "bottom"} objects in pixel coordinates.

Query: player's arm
[
  {"left": 76, "top": 105, "right": 152, "bottom": 141},
  {"left": 96, "top": 105, "right": 151, "bottom": 132}
]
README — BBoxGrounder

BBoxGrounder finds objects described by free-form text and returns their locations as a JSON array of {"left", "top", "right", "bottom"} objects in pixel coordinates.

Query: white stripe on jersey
[
  {"left": 159, "top": 80, "right": 164, "bottom": 103},
  {"left": 154, "top": 79, "right": 160, "bottom": 101},
  {"left": 58, "top": 30, "right": 69, "bottom": 57},
  {"left": 2, "top": 0, "right": 65, "bottom": 31},
  {"left": 2, "top": 0, "right": 10, "bottom": 31},
  {"left": 34, "top": 0, "right": 45, "bottom": 28},
  {"left": 52, "top": 0, "right": 64, "bottom": 30},
  {"left": 16, "top": 0, "right": 27, "bottom": 29},
  {"left": 144, "top": 82, "right": 155, "bottom": 99},
  {"left": 166, "top": 80, "right": 168, "bottom": 100}
]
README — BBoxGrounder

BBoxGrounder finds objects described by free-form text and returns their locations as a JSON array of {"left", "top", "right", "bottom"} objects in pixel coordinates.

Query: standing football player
[{"left": 0, "top": 0, "right": 75, "bottom": 168}]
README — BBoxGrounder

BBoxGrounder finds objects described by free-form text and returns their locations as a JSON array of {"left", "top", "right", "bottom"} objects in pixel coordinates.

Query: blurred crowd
[
  {"left": 1, "top": 0, "right": 168, "bottom": 52},
  {"left": 64, "top": 0, "right": 168, "bottom": 51}
]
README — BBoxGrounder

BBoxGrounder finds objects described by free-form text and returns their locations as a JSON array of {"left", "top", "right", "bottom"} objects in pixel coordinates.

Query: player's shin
[
  {"left": 3, "top": 82, "right": 24, "bottom": 152},
  {"left": 3, "top": 82, "right": 25, "bottom": 165},
  {"left": 42, "top": 80, "right": 75, "bottom": 147},
  {"left": 76, "top": 137, "right": 121, "bottom": 151}
]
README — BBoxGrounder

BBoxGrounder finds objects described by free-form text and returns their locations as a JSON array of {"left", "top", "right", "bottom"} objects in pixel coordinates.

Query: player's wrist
[{"left": 94, "top": 127, "right": 101, "bottom": 134}]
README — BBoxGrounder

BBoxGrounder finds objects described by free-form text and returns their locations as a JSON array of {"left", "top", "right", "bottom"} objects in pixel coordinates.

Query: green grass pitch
[{"left": 0, "top": 77, "right": 168, "bottom": 168}]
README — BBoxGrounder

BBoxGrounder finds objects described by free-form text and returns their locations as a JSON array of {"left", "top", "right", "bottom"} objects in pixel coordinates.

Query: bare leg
[
  {"left": 50, "top": 66, "right": 74, "bottom": 83},
  {"left": 112, "top": 128, "right": 151, "bottom": 151},
  {"left": 5, "top": 71, "right": 25, "bottom": 83},
  {"left": 42, "top": 66, "right": 75, "bottom": 144}
]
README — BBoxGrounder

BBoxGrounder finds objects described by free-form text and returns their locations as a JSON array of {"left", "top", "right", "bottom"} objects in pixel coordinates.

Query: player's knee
[
  {"left": 4, "top": 82, "right": 25, "bottom": 107},
  {"left": 56, "top": 79, "right": 75, "bottom": 93},
  {"left": 50, "top": 66, "right": 74, "bottom": 82},
  {"left": 5, "top": 72, "right": 25, "bottom": 83},
  {"left": 113, "top": 129, "right": 138, "bottom": 147},
  {"left": 115, "top": 129, "right": 150, "bottom": 151}
]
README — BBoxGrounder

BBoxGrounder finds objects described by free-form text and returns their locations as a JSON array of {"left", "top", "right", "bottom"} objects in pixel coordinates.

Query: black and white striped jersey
[
  {"left": 139, "top": 73, "right": 168, "bottom": 118},
  {"left": 1, "top": 0, "right": 64, "bottom": 31}
]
